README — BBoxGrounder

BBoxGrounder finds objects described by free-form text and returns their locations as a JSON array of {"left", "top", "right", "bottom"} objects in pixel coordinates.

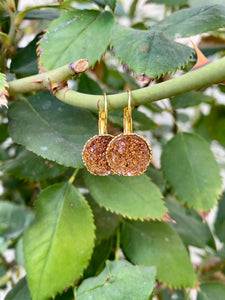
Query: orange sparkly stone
[
  {"left": 106, "top": 134, "right": 152, "bottom": 176},
  {"left": 82, "top": 135, "right": 113, "bottom": 176}
]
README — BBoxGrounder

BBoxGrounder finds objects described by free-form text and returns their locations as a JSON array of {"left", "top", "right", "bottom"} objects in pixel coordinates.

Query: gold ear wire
[
  {"left": 99, "top": 93, "right": 108, "bottom": 136},
  {"left": 124, "top": 90, "right": 132, "bottom": 135}
]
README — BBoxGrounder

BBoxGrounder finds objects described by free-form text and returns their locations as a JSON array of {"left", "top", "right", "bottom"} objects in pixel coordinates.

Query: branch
[
  {"left": 8, "top": 56, "right": 225, "bottom": 111},
  {"left": 8, "top": 59, "right": 89, "bottom": 94}
]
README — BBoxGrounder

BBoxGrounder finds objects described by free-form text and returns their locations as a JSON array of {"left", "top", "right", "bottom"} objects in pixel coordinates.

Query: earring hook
[
  {"left": 99, "top": 93, "right": 108, "bottom": 136},
  {"left": 124, "top": 90, "right": 133, "bottom": 135}
]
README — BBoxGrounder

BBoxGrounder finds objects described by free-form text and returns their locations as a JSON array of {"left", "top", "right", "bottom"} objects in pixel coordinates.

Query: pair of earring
[{"left": 82, "top": 91, "right": 152, "bottom": 176}]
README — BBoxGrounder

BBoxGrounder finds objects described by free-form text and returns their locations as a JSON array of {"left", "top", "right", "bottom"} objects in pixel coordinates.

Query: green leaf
[
  {"left": 0, "top": 149, "right": 67, "bottom": 180},
  {"left": 78, "top": 73, "right": 102, "bottom": 95},
  {"left": 207, "top": 105, "right": 225, "bottom": 147},
  {"left": 104, "top": 0, "right": 116, "bottom": 10},
  {"left": 86, "top": 194, "right": 119, "bottom": 243},
  {"left": 84, "top": 237, "right": 113, "bottom": 279},
  {"left": 108, "top": 108, "right": 158, "bottom": 131},
  {"left": 161, "top": 132, "right": 222, "bottom": 211},
  {"left": 8, "top": 91, "right": 98, "bottom": 167},
  {"left": 24, "top": 8, "right": 61, "bottom": 20},
  {"left": 171, "top": 91, "right": 215, "bottom": 109},
  {"left": 189, "top": 0, "right": 225, "bottom": 8},
  {"left": 10, "top": 34, "right": 39, "bottom": 75},
  {"left": 77, "top": 260, "right": 156, "bottom": 300},
  {"left": 145, "top": 166, "right": 166, "bottom": 194},
  {"left": 121, "top": 220, "right": 196, "bottom": 288},
  {"left": 0, "top": 201, "right": 34, "bottom": 240},
  {"left": 197, "top": 282, "right": 225, "bottom": 300},
  {"left": 39, "top": 9, "right": 115, "bottom": 71},
  {"left": 23, "top": 182, "right": 95, "bottom": 300},
  {"left": 0, "top": 123, "right": 8, "bottom": 143},
  {"left": 111, "top": 25, "right": 193, "bottom": 78},
  {"left": 155, "top": 5, "right": 225, "bottom": 38},
  {"left": 215, "top": 193, "right": 225, "bottom": 242},
  {"left": 84, "top": 172, "right": 166, "bottom": 220},
  {"left": 147, "top": 0, "right": 188, "bottom": 5},
  {"left": 166, "top": 196, "right": 215, "bottom": 249},
  {"left": 5, "top": 277, "right": 32, "bottom": 300}
]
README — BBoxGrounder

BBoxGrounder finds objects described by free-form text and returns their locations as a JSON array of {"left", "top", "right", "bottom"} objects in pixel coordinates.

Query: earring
[
  {"left": 106, "top": 90, "right": 152, "bottom": 176},
  {"left": 82, "top": 93, "right": 113, "bottom": 176}
]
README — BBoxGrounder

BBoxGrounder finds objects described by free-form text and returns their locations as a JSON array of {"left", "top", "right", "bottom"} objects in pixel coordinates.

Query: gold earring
[
  {"left": 82, "top": 93, "right": 113, "bottom": 176},
  {"left": 106, "top": 90, "right": 152, "bottom": 176}
]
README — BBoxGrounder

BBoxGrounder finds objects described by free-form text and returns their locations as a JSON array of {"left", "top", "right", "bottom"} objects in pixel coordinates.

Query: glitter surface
[
  {"left": 106, "top": 134, "right": 152, "bottom": 176},
  {"left": 82, "top": 135, "right": 113, "bottom": 176}
]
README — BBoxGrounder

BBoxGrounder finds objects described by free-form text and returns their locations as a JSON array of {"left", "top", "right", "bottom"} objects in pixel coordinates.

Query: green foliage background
[{"left": 1, "top": 0, "right": 225, "bottom": 299}]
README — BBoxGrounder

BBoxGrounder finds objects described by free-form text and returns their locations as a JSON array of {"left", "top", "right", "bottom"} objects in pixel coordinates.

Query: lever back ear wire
[
  {"left": 82, "top": 93, "right": 113, "bottom": 176},
  {"left": 106, "top": 90, "right": 152, "bottom": 176}
]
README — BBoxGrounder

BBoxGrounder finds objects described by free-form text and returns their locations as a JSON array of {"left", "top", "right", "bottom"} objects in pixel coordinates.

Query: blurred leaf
[
  {"left": 5, "top": 277, "right": 32, "bottom": 300},
  {"left": 166, "top": 196, "right": 216, "bottom": 249},
  {"left": 84, "top": 237, "right": 113, "bottom": 278},
  {"left": 85, "top": 172, "right": 166, "bottom": 220},
  {"left": 121, "top": 220, "right": 196, "bottom": 288},
  {"left": 1, "top": 149, "right": 67, "bottom": 180},
  {"left": 24, "top": 9, "right": 61, "bottom": 20},
  {"left": 39, "top": 9, "right": 115, "bottom": 71},
  {"left": 78, "top": 73, "right": 102, "bottom": 95},
  {"left": 10, "top": 34, "right": 39, "bottom": 75},
  {"left": 171, "top": 91, "right": 215, "bottom": 109},
  {"left": 160, "top": 288, "right": 185, "bottom": 300},
  {"left": 207, "top": 105, "right": 225, "bottom": 147},
  {"left": 145, "top": 166, "right": 166, "bottom": 194},
  {"left": 0, "top": 201, "right": 34, "bottom": 240},
  {"left": 0, "top": 123, "right": 8, "bottom": 143},
  {"left": 23, "top": 182, "right": 95, "bottom": 300},
  {"left": 194, "top": 113, "right": 212, "bottom": 142},
  {"left": 15, "top": 238, "right": 25, "bottom": 267},
  {"left": 108, "top": 108, "right": 158, "bottom": 131},
  {"left": 147, "top": 0, "right": 188, "bottom": 5},
  {"left": 8, "top": 91, "right": 98, "bottom": 167},
  {"left": 155, "top": 5, "right": 225, "bottom": 38},
  {"left": 197, "top": 282, "right": 225, "bottom": 300},
  {"left": 215, "top": 193, "right": 225, "bottom": 242},
  {"left": 189, "top": 0, "right": 225, "bottom": 8},
  {"left": 129, "top": 0, "right": 138, "bottom": 19},
  {"left": 104, "top": 0, "right": 116, "bottom": 10},
  {"left": 77, "top": 260, "right": 156, "bottom": 300},
  {"left": 86, "top": 194, "right": 119, "bottom": 243},
  {"left": 161, "top": 132, "right": 222, "bottom": 211},
  {"left": 144, "top": 102, "right": 163, "bottom": 113},
  {"left": 111, "top": 24, "right": 193, "bottom": 78}
]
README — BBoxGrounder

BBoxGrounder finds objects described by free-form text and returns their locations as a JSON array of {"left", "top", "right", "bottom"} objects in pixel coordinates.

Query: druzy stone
[
  {"left": 82, "top": 135, "right": 113, "bottom": 176},
  {"left": 106, "top": 134, "right": 152, "bottom": 176}
]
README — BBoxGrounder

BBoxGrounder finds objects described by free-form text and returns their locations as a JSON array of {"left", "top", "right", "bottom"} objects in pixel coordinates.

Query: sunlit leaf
[{"left": 23, "top": 182, "right": 95, "bottom": 300}]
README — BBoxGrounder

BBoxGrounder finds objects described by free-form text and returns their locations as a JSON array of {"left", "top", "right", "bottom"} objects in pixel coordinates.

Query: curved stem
[{"left": 8, "top": 56, "right": 225, "bottom": 111}]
